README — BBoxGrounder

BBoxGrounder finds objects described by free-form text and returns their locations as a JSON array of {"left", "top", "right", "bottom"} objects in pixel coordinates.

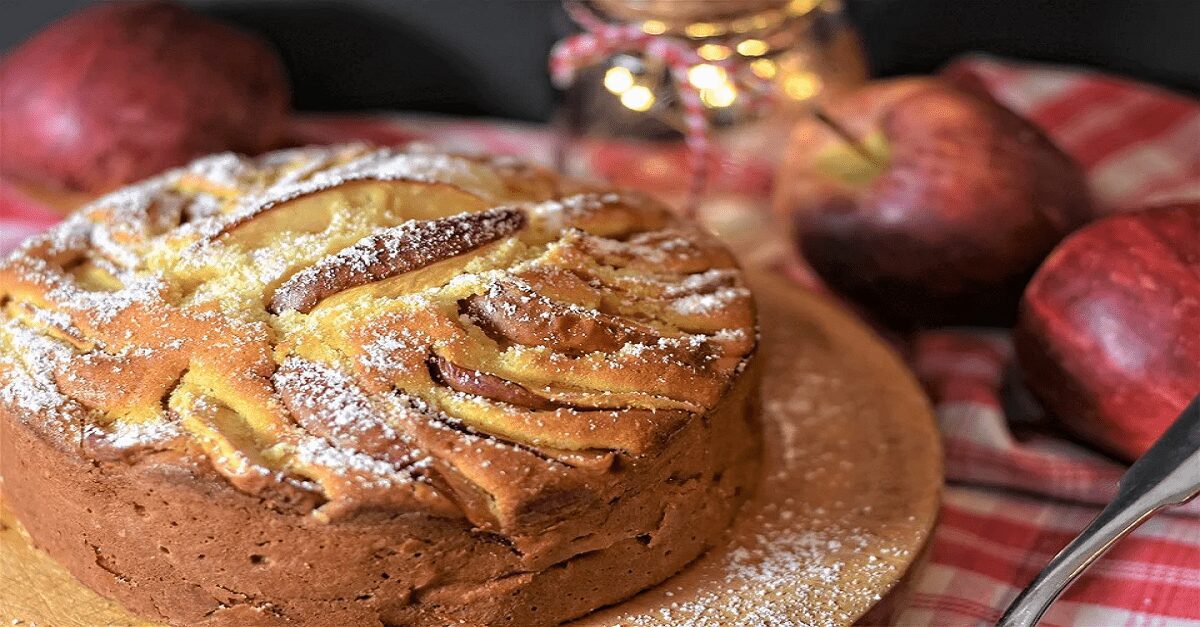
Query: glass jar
[{"left": 555, "top": 0, "right": 868, "bottom": 259}]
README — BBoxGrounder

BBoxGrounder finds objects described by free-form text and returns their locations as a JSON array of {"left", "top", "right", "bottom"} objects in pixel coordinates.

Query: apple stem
[{"left": 813, "top": 106, "right": 880, "bottom": 166}]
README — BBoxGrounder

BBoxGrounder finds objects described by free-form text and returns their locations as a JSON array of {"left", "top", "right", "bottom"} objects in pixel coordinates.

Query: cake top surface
[{"left": 0, "top": 144, "right": 756, "bottom": 527}]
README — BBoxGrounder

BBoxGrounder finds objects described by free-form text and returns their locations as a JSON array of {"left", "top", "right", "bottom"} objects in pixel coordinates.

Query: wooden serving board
[{"left": 0, "top": 272, "right": 942, "bottom": 626}]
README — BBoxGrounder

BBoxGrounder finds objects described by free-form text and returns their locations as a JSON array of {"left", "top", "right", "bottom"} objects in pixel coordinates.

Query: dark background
[{"left": 3, "top": 0, "right": 1198, "bottom": 122}]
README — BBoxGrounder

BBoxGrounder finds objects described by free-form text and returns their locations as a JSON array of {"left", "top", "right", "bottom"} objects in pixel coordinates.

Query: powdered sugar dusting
[
  {"left": 274, "top": 357, "right": 398, "bottom": 443},
  {"left": 86, "top": 419, "right": 183, "bottom": 450},
  {"left": 183, "top": 151, "right": 254, "bottom": 189},
  {"left": 0, "top": 319, "right": 72, "bottom": 415},
  {"left": 590, "top": 301, "right": 937, "bottom": 626},
  {"left": 526, "top": 192, "right": 622, "bottom": 233},
  {"left": 670, "top": 287, "right": 750, "bottom": 316},
  {"left": 46, "top": 272, "right": 164, "bottom": 325},
  {"left": 292, "top": 436, "right": 415, "bottom": 487}
]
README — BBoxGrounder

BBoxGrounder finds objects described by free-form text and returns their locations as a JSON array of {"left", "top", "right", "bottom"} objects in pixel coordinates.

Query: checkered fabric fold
[{"left": 897, "top": 55, "right": 1200, "bottom": 626}]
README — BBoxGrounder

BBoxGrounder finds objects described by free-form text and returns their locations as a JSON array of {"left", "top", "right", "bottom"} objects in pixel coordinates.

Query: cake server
[{"left": 997, "top": 394, "right": 1200, "bottom": 627}]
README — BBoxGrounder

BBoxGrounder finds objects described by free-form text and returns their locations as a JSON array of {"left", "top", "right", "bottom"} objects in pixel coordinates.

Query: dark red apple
[
  {"left": 1016, "top": 201, "right": 1200, "bottom": 461},
  {"left": 0, "top": 0, "right": 290, "bottom": 194},
  {"left": 774, "top": 77, "right": 1093, "bottom": 328}
]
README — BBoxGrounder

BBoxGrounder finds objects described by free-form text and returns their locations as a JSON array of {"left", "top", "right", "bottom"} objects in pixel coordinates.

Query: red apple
[
  {"left": 0, "top": 0, "right": 290, "bottom": 194},
  {"left": 1016, "top": 201, "right": 1200, "bottom": 461},
  {"left": 775, "top": 77, "right": 1093, "bottom": 328}
]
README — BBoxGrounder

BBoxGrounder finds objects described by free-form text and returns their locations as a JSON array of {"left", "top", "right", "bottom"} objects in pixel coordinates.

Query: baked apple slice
[
  {"left": 270, "top": 207, "right": 525, "bottom": 314},
  {"left": 461, "top": 279, "right": 657, "bottom": 356},
  {"left": 428, "top": 354, "right": 558, "bottom": 411},
  {"left": 275, "top": 357, "right": 415, "bottom": 464}
]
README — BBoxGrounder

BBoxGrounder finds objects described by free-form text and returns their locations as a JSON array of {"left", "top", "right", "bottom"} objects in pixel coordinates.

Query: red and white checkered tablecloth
[
  {"left": 899, "top": 55, "right": 1200, "bottom": 627},
  {"left": 2, "top": 54, "right": 1198, "bottom": 625}
]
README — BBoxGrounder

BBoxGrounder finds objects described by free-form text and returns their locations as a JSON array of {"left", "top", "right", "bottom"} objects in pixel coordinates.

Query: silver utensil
[{"left": 997, "top": 394, "right": 1200, "bottom": 627}]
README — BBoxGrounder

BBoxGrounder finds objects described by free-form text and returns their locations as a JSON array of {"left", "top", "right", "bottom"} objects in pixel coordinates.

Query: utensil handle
[{"left": 997, "top": 395, "right": 1200, "bottom": 627}]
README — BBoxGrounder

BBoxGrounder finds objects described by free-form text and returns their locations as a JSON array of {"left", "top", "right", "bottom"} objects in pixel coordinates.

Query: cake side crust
[{"left": 0, "top": 350, "right": 760, "bottom": 626}]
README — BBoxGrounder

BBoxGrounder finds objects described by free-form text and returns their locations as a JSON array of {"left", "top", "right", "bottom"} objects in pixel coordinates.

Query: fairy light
[
  {"left": 783, "top": 71, "right": 823, "bottom": 100},
  {"left": 687, "top": 63, "right": 728, "bottom": 90},
  {"left": 701, "top": 83, "right": 738, "bottom": 108},
  {"left": 787, "top": 0, "right": 820, "bottom": 15},
  {"left": 698, "top": 43, "right": 732, "bottom": 61},
  {"left": 641, "top": 19, "right": 667, "bottom": 35},
  {"left": 751, "top": 58, "right": 777, "bottom": 79},
  {"left": 736, "top": 39, "right": 769, "bottom": 57},
  {"left": 684, "top": 22, "right": 725, "bottom": 38},
  {"left": 620, "top": 85, "right": 656, "bottom": 111},
  {"left": 603, "top": 66, "right": 635, "bottom": 94}
]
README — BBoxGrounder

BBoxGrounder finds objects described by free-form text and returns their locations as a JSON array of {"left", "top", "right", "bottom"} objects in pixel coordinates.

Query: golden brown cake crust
[{"left": 0, "top": 145, "right": 760, "bottom": 626}]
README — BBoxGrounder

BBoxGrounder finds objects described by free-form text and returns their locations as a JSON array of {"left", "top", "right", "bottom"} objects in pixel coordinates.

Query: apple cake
[{"left": 0, "top": 144, "right": 760, "bottom": 626}]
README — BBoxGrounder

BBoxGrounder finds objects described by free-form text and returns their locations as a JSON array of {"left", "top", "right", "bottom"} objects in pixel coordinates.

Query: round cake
[{"left": 0, "top": 145, "right": 760, "bottom": 626}]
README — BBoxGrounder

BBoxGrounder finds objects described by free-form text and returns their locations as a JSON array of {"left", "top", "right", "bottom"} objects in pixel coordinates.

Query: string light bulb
[
  {"left": 687, "top": 63, "right": 728, "bottom": 90},
  {"left": 641, "top": 19, "right": 667, "bottom": 35},
  {"left": 698, "top": 44, "right": 732, "bottom": 61},
  {"left": 620, "top": 85, "right": 656, "bottom": 111},
  {"left": 684, "top": 22, "right": 725, "bottom": 38},
  {"left": 783, "top": 71, "right": 823, "bottom": 100},
  {"left": 787, "top": 0, "right": 819, "bottom": 15},
  {"left": 736, "top": 39, "right": 769, "bottom": 57},
  {"left": 751, "top": 58, "right": 777, "bottom": 79},
  {"left": 603, "top": 66, "right": 635, "bottom": 94},
  {"left": 701, "top": 83, "right": 738, "bottom": 108}
]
